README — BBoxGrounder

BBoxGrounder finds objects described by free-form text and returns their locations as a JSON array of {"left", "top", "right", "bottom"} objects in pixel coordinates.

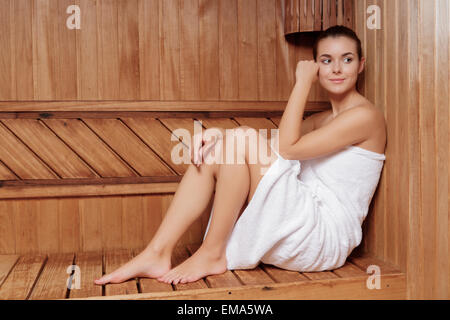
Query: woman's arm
[{"left": 278, "top": 61, "right": 318, "bottom": 157}]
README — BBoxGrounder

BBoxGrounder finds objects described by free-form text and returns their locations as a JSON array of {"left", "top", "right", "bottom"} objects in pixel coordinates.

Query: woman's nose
[{"left": 332, "top": 62, "right": 342, "bottom": 73}]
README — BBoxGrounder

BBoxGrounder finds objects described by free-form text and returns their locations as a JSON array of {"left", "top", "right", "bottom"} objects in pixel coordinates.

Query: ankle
[
  {"left": 199, "top": 243, "right": 226, "bottom": 259},
  {"left": 145, "top": 243, "right": 172, "bottom": 258}
]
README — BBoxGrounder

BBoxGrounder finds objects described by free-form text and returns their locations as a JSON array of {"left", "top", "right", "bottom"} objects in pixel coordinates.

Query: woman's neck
[{"left": 327, "top": 88, "right": 363, "bottom": 117}]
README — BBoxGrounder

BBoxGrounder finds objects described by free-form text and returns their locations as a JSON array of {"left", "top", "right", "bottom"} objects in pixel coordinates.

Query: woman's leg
[
  {"left": 94, "top": 159, "right": 220, "bottom": 285},
  {"left": 158, "top": 128, "right": 265, "bottom": 284}
]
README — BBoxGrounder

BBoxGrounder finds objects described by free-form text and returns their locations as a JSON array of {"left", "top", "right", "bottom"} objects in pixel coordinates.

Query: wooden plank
[
  {"left": 198, "top": 118, "right": 239, "bottom": 130},
  {"left": 138, "top": 0, "right": 160, "bottom": 100},
  {"left": 348, "top": 254, "right": 402, "bottom": 275},
  {"left": 0, "top": 254, "right": 47, "bottom": 300},
  {"left": 69, "top": 252, "right": 103, "bottom": 299},
  {"left": 76, "top": 274, "right": 406, "bottom": 300},
  {"left": 180, "top": 0, "right": 200, "bottom": 100},
  {"left": 301, "top": 270, "right": 339, "bottom": 280},
  {"left": 28, "top": 253, "right": 74, "bottom": 300},
  {"left": 276, "top": 0, "right": 295, "bottom": 100},
  {"left": 0, "top": 101, "right": 327, "bottom": 112},
  {"left": 269, "top": 116, "right": 281, "bottom": 127},
  {"left": 0, "top": 255, "right": 19, "bottom": 288},
  {"left": 257, "top": 0, "right": 277, "bottom": 100},
  {"left": 118, "top": 0, "right": 140, "bottom": 100},
  {"left": 260, "top": 264, "right": 309, "bottom": 283},
  {"left": 2, "top": 119, "right": 96, "bottom": 178},
  {"left": 186, "top": 244, "right": 242, "bottom": 288},
  {"left": 12, "top": 0, "right": 33, "bottom": 99},
  {"left": 83, "top": 118, "right": 173, "bottom": 176},
  {"left": 36, "top": 199, "right": 60, "bottom": 253},
  {"left": 0, "top": 121, "right": 57, "bottom": 179},
  {"left": 14, "top": 199, "right": 39, "bottom": 254},
  {"left": 218, "top": 0, "right": 239, "bottom": 100},
  {"left": 332, "top": 261, "right": 367, "bottom": 278},
  {"left": 238, "top": 0, "right": 258, "bottom": 100},
  {"left": 55, "top": 0, "right": 78, "bottom": 100},
  {"left": 97, "top": 0, "right": 119, "bottom": 99},
  {"left": 42, "top": 119, "right": 136, "bottom": 177},
  {"left": 0, "top": 162, "right": 16, "bottom": 181},
  {"left": 233, "top": 117, "right": 278, "bottom": 140},
  {"left": 0, "top": 182, "right": 179, "bottom": 200},
  {"left": 104, "top": 250, "right": 139, "bottom": 296},
  {"left": 233, "top": 266, "right": 275, "bottom": 286},
  {"left": 171, "top": 246, "right": 208, "bottom": 291},
  {"left": 160, "top": 0, "right": 180, "bottom": 100},
  {"left": 0, "top": 201, "right": 15, "bottom": 254},
  {"left": 0, "top": 0, "right": 12, "bottom": 100},
  {"left": 76, "top": 0, "right": 98, "bottom": 100},
  {"left": 199, "top": 0, "right": 219, "bottom": 100},
  {"left": 121, "top": 117, "right": 190, "bottom": 175}
]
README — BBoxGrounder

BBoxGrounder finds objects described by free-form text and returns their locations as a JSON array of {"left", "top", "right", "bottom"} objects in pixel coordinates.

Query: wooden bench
[
  {"left": 0, "top": 104, "right": 405, "bottom": 300},
  {"left": 0, "top": 243, "right": 405, "bottom": 300}
]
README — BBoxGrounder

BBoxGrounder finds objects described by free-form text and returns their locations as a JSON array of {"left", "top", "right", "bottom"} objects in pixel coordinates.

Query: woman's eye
[
  {"left": 344, "top": 57, "right": 353, "bottom": 63},
  {"left": 321, "top": 59, "right": 331, "bottom": 64}
]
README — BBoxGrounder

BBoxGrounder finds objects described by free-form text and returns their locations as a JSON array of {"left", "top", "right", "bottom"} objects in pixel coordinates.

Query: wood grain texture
[{"left": 354, "top": 0, "right": 450, "bottom": 299}]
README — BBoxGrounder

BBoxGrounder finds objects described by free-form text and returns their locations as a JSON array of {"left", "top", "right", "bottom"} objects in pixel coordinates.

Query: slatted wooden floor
[{"left": 0, "top": 244, "right": 406, "bottom": 300}]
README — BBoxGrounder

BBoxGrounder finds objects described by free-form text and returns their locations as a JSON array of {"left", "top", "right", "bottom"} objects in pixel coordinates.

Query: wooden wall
[
  {"left": 0, "top": 0, "right": 326, "bottom": 102},
  {"left": 354, "top": 0, "right": 449, "bottom": 299}
]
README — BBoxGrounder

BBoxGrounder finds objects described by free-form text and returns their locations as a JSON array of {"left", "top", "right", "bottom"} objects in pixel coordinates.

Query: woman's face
[{"left": 316, "top": 36, "right": 365, "bottom": 95}]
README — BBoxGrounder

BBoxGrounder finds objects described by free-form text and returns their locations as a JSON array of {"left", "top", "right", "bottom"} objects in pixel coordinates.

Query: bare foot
[
  {"left": 157, "top": 246, "right": 227, "bottom": 284},
  {"left": 94, "top": 248, "right": 171, "bottom": 285}
]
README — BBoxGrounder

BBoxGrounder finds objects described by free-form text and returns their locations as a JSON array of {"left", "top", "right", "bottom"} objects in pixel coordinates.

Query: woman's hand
[
  {"left": 190, "top": 128, "right": 224, "bottom": 167},
  {"left": 295, "top": 60, "right": 319, "bottom": 84}
]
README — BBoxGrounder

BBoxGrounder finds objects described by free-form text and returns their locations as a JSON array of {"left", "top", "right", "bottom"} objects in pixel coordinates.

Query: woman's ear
[{"left": 358, "top": 57, "right": 366, "bottom": 74}]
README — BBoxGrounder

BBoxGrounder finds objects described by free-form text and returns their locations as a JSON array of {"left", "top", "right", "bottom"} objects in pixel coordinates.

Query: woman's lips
[{"left": 330, "top": 79, "right": 345, "bottom": 84}]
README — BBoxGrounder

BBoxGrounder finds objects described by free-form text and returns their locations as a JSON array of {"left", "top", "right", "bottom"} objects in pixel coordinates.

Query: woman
[{"left": 95, "top": 25, "right": 386, "bottom": 285}]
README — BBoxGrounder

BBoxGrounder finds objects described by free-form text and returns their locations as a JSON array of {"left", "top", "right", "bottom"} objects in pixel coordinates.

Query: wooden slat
[
  {"left": 117, "top": 0, "right": 140, "bottom": 100},
  {"left": 0, "top": 182, "right": 179, "bottom": 200},
  {"left": 301, "top": 270, "right": 339, "bottom": 280},
  {"left": 171, "top": 246, "right": 208, "bottom": 291},
  {"left": 83, "top": 118, "right": 173, "bottom": 176},
  {"left": 0, "top": 122, "right": 57, "bottom": 179},
  {"left": 233, "top": 266, "right": 275, "bottom": 286},
  {"left": 0, "top": 0, "right": 13, "bottom": 100},
  {"left": 238, "top": 0, "right": 258, "bottom": 100},
  {"left": 218, "top": 0, "right": 238, "bottom": 100},
  {"left": 104, "top": 250, "right": 139, "bottom": 296},
  {"left": 260, "top": 264, "right": 309, "bottom": 283},
  {"left": 80, "top": 273, "right": 406, "bottom": 300},
  {"left": 348, "top": 255, "right": 402, "bottom": 275},
  {"left": 331, "top": 261, "right": 367, "bottom": 278},
  {"left": 269, "top": 116, "right": 281, "bottom": 127},
  {"left": 42, "top": 119, "right": 136, "bottom": 177},
  {"left": 0, "top": 201, "right": 15, "bottom": 254},
  {"left": 76, "top": 0, "right": 99, "bottom": 100},
  {"left": 29, "top": 253, "right": 74, "bottom": 300},
  {"left": 97, "top": 0, "right": 119, "bottom": 100},
  {"left": 257, "top": 0, "right": 277, "bottom": 100},
  {"left": 121, "top": 117, "right": 189, "bottom": 174},
  {"left": 0, "top": 254, "right": 47, "bottom": 300},
  {"left": 233, "top": 117, "right": 278, "bottom": 140},
  {"left": 2, "top": 119, "right": 96, "bottom": 178},
  {"left": 186, "top": 244, "right": 242, "bottom": 288},
  {"left": 69, "top": 252, "right": 104, "bottom": 299},
  {"left": 0, "top": 161, "right": 16, "bottom": 180},
  {"left": 160, "top": 0, "right": 180, "bottom": 100},
  {"left": 0, "top": 101, "right": 327, "bottom": 112},
  {"left": 199, "top": 0, "right": 219, "bottom": 100},
  {"left": 138, "top": 0, "right": 160, "bottom": 100},
  {"left": 0, "top": 255, "right": 19, "bottom": 288}
]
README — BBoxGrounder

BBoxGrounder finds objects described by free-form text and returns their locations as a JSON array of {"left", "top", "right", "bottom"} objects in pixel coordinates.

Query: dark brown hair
[{"left": 313, "top": 25, "right": 362, "bottom": 61}]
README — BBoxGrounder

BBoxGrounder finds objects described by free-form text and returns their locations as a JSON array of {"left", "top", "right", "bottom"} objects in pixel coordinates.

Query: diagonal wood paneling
[
  {"left": 121, "top": 117, "right": 190, "bottom": 175},
  {"left": 83, "top": 118, "right": 173, "bottom": 176},
  {"left": 2, "top": 119, "right": 97, "bottom": 179},
  {"left": 42, "top": 119, "right": 136, "bottom": 177},
  {"left": 0, "top": 122, "right": 57, "bottom": 179}
]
